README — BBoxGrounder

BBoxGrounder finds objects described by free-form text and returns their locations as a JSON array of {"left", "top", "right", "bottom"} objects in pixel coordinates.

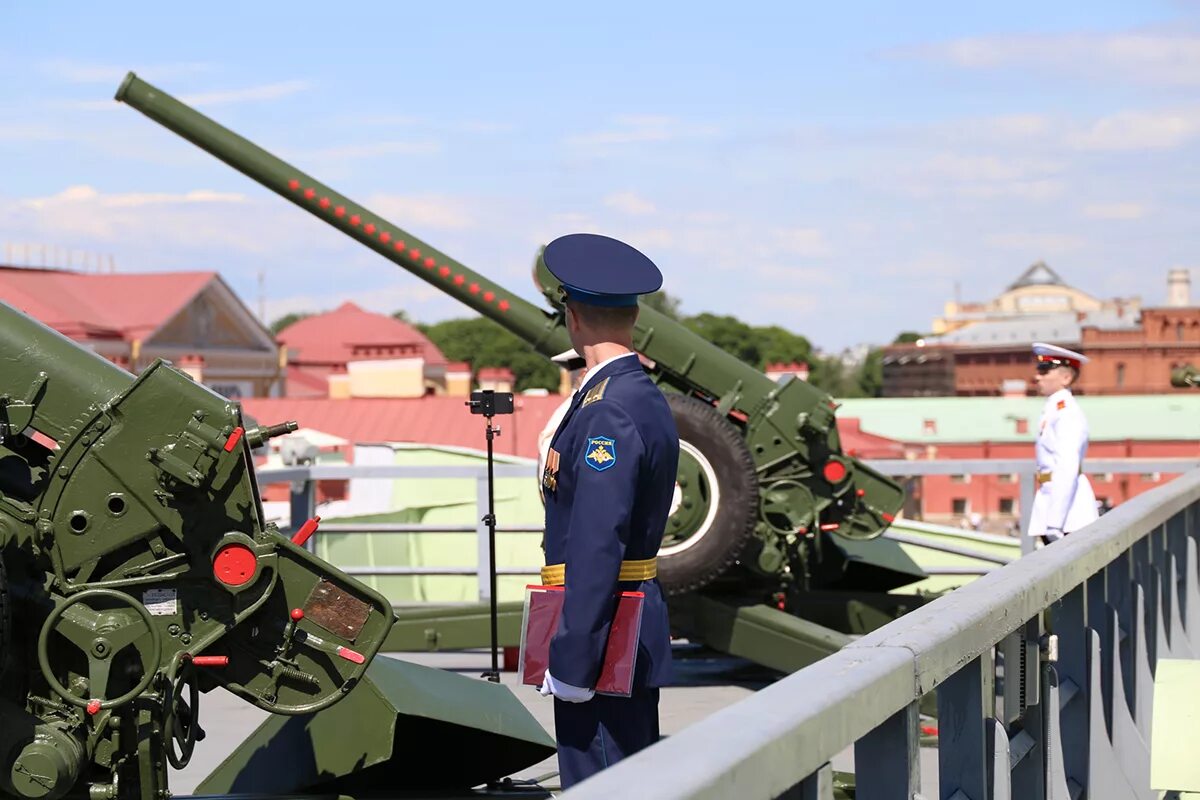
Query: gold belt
[
  {"left": 1036, "top": 469, "right": 1082, "bottom": 487},
  {"left": 540, "top": 557, "right": 657, "bottom": 586}
]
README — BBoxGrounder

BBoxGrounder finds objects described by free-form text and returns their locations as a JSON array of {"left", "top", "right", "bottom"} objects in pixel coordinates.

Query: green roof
[{"left": 836, "top": 395, "right": 1200, "bottom": 444}]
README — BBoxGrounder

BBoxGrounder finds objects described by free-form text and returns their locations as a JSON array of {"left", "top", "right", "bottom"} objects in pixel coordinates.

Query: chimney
[{"left": 1168, "top": 268, "right": 1191, "bottom": 307}]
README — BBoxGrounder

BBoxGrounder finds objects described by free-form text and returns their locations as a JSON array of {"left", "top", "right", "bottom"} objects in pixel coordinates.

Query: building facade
[{"left": 884, "top": 265, "right": 1197, "bottom": 396}]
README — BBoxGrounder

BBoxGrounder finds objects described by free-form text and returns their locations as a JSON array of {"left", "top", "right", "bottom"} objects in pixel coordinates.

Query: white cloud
[
  {"left": 566, "top": 115, "right": 719, "bottom": 150},
  {"left": 984, "top": 232, "right": 1086, "bottom": 254},
  {"left": 603, "top": 192, "right": 656, "bottom": 216},
  {"left": 899, "top": 32, "right": 1200, "bottom": 86},
  {"left": 1083, "top": 202, "right": 1146, "bottom": 220},
  {"left": 40, "top": 60, "right": 212, "bottom": 84},
  {"left": 919, "top": 153, "right": 1063, "bottom": 182},
  {"left": 902, "top": 153, "right": 1066, "bottom": 200},
  {"left": 291, "top": 140, "right": 443, "bottom": 160},
  {"left": 179, "top": 80, "right": 311, "bottom": 107},
  {"left": 769, "top": 227, "right": 833, "bottom": 258},
  {"left": 367, "top": 194, "right": 475, "bottom": 231},
  {"left": 21, "top": 185, "right": 248, "bottom": 211},
  {"left": 1068, "top": 109, "right": 1200, "bottom": 151}
]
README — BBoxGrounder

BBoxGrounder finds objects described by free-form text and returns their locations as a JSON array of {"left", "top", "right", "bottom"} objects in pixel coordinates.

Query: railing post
[
  {"left": 476, "top": 472, "right": 491, "bottom": 602},
  {"left": 1020, "top": 466, "right": 1036, "bottom": 555},
  {"left": 937, "top": 652, "right": 993, "bottom": 800},
  {"left": 855, "top": 701, "right": 921, "bottom": 800},
  {"left": 1051, "top": 584, "right": 1089, "bottom": 795},
  {"left": 289, "top": 475, "right": 317, "bottom": 554}
]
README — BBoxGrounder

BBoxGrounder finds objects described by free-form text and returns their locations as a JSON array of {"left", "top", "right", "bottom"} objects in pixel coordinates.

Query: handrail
[{"left": 561, "top": 468, "right": 1200, "bottom": 798}]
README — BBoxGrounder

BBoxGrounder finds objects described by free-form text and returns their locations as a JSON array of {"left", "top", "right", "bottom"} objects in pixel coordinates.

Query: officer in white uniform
[{"left": 1027, "top": 342, "right": 1099, "bottom": 543}]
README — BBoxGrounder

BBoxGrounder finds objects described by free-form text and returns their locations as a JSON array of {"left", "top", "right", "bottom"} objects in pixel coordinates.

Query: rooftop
[
  {"left": 0, "top": 265, "right": 216, "bottom": 341},
  {"left": 278, "top": 301, "right": 445, "bottom": 366}
]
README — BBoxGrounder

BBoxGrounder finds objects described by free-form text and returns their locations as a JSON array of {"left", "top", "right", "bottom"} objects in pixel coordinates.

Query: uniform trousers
[{"left": 554, "top": 685, "right": 660, "bottom": 789}]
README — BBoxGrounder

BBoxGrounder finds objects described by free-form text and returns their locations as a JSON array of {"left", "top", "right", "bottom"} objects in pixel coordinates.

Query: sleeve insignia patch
[
  {"left": 1056, "top": 400, "right": 1066, "bottom": 410},
  {"left": 581, "top": 377, "right": 610, "bottom": 409},
  {"left": 584, "top": 435, "right": 617, "bottom": 472}
]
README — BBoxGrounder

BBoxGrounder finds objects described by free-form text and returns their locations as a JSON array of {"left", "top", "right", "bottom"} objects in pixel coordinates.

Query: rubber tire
[{"left": 658, "top": 394, "right": 759, "bottom": 595}]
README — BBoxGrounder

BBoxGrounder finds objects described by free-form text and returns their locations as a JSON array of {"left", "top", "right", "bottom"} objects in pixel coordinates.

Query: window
[
  {"left": 998, "top": 473, "right": 1018, "bottom": 484},
  {"left": 923, "top": 419, "right": 937, "bottom": 435},
  {"left": 1116, "top": 362, "right": 1125, "bottom": 388},
  {"left": 1178, "top": 322, "right": 1186, "bottom": 342},
  {"left": 999, "top": 498, "right": 1015, "bottom": 515},
  {"left": 1141, "top": 472, "right": 1162, "bottom": 482},
  {"left": 952, "top": 498, "right": 969, "bottom": 515},
  {"left": 951, "top": 474, "right": 971, "bottom": 484}
]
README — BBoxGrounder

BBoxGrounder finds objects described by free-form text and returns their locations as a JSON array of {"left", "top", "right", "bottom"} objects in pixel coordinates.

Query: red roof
[
  {"left": 0, "top": 266, "right": 215, "bottom": 340},
  {"left": 240, "top": 395, "right": 567, "bottom": 459},
  {"left": 278, "top": 302, "right": 445, "bottom": 366}
]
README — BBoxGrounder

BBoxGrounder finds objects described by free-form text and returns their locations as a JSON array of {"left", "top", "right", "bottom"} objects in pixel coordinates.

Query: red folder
[{"left": 518, "top": 585, "right": 644, "bottom": 697}]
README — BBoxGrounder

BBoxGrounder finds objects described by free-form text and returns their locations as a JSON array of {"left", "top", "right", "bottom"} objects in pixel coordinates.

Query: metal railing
[
  {"left": 561, "top": 468, "right": 1200, "bottom": 799},
  {"left": 260, "top": 458, "right": 1200, "bottom": 600}
]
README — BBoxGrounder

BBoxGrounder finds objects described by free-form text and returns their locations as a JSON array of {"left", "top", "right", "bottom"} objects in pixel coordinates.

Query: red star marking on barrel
[
  {"left": 379, "top": 232, "right": 391, "bottom": 244},
  {"left": 453, "top": 274, "right": 465, "bottom": 286},
  {"left": 469, "top": 283, "right": 480, "bottom": 294},
  {"left": 349, "top": 215, "right": 361, "bottom": 226},
  {"left": 409, "top": 248, "right": 422, "bottom": 260},
  {"left": 424, "top": 257, "right": 436, "bottom": 268},
  {"left": 334, "top": 206, "right": 345, "bottom": 218},
  {"left": 439, "top": 266, "right": 451, "bottom": 277},
  {"left": 318, "top": 197, "right": 330, "bottom": 209},
  {"left": 288, "top": 179, "right": 300, "bottom": 191},
  {"left": 483, "top": 291, "right": 495, "bottom": 303},
  {"left": 498, "top": 300, "right": 510, "bottom": 311},
  {"left": 303, "top": 187, "right": 316, "bottom": 200},
  {"left": 364, "top": 223, "right": 376, "bottom": 235},
  {"left": 394, "top": 241, "right": 406, "bottom": 252}
]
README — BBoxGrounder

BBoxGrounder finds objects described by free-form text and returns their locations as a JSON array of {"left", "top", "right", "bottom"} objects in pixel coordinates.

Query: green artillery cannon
[
  {"left": 0, "top": 301, "right": 553, "bottom": 800},
  {"left": 1172, "top": 364, "right": 1199, "bottom": 388},
  {"left": 115, "top": 74, "right": 920, "bottom": 628}
]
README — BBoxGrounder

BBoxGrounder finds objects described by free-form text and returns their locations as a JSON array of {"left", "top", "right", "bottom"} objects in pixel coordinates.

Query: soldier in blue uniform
[{"left": 536, "top": 233, "right": 679, "bottom": 788}]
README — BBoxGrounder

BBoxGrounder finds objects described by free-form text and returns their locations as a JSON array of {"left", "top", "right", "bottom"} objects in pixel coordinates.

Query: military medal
[{"left": 543, "top": 447, "right": 560, "bottom": 492}]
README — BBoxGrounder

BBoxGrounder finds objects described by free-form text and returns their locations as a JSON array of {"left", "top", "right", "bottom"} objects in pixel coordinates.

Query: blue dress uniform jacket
[{"left": 544, "top": 353, "right": 678, "bottom": 690}]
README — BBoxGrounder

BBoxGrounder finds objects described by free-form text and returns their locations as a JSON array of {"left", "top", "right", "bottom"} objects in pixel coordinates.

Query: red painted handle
[
  {"left": 190, "top": 655, "right": 230, "bottom": 667},
  {"left": 291, "top": 516, "right": 322, "bottom": 547}
]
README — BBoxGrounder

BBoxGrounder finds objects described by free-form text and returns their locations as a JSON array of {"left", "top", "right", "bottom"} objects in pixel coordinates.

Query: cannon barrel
[
  {"left": 1171, "top": 364, "right": 1199, "bottom": 388},
  {"left": 116, "top": 73, "right": 914, "bottom": 597}
]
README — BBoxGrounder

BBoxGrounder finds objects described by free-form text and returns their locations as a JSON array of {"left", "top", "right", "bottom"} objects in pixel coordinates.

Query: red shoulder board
[{"left": 1056, "top": 400, "right": 1066, "bottom": 410}]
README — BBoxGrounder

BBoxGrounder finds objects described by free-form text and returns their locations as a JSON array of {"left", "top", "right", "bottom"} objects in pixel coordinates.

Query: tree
[
  {"left": 420, "top": 317, "right": 560, "bottom": 393},
  {"left": 393, "top": 309, "right": 413, "bottom": 324},
  {"left": 892, "top": 331, "right": 927, "bottom": 344},
  {"left": 683, "top": 313, "right": 763, "bottom": 365},
  {"left": 756, "top": 325, "right": 814, "bottom": 368},
  {"left": 641, "top": 290, "right": 683, "bottom": 320},
  {"left": 270, "top": 312, "right": 311, "bottom": 335}
]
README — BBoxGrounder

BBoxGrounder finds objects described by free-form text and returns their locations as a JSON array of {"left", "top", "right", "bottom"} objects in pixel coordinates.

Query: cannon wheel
[{"left": 659, "top": 394, "right": 759, "bottom": 595}]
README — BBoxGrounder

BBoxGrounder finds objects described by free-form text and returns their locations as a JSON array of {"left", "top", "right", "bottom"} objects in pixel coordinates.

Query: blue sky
[{"left": 2, "top": 2, "right": 1198, "bottom": 349}]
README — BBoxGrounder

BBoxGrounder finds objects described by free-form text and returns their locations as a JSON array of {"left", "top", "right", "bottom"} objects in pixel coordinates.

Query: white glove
[{"left": 537, "top": 668, "right": 595, "bottom": 703}]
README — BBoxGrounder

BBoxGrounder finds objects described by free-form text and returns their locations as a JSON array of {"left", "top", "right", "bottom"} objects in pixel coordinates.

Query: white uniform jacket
[{"left": 1027, "top": 388, "right": 1099, "bottom": 538}]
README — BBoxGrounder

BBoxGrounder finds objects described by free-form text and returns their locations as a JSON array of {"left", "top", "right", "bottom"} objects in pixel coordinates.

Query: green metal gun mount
[
  {"left": 0, "top": 301, "right": 553, "bottom": 800},
  {"left": 1172, "top": 364, "right": 1199, "bottom": 388},
  {"left": 115, "top": 73, "right": 922, "bottom": 623}
]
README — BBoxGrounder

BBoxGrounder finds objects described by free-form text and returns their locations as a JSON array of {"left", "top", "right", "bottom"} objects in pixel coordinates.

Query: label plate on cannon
[{"left": 303, "top": 579, "right": 371, "bottom": 642}]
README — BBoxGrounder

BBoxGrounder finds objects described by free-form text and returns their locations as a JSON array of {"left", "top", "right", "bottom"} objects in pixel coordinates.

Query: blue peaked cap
[{"left": 543, "top": 233, "right": 663, "bottom": 307}]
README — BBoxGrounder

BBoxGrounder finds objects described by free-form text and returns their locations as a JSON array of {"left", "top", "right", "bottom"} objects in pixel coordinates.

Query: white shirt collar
[{"left": 579, "top": 352, "right": 638, "bottom": 395}]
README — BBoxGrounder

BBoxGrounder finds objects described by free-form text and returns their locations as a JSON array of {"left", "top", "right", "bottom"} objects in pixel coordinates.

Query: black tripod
[{"left": 467, "top": 389, "right": 512, "bottom": 683}]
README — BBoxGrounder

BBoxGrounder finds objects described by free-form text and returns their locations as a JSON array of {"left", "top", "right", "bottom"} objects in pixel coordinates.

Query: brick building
[{"left": 884, "top": 267, "right": 1197, "bottom": 396}]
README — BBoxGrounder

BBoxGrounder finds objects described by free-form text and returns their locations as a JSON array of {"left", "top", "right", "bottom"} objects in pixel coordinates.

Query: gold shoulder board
[{"left": 581, "top": 377, "right": 610, "bottom": 408}]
